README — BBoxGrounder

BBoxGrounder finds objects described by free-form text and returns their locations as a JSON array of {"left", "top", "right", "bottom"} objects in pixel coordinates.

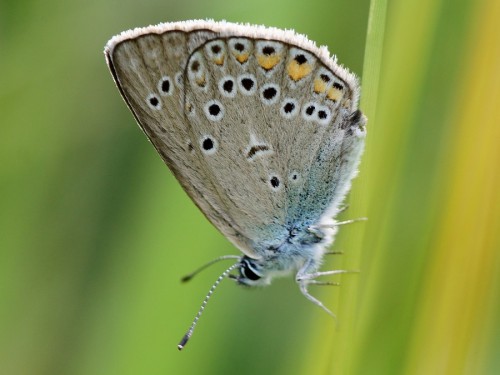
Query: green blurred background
[{"left": 1, "top": 0, "right": 499, "bottom": 374}]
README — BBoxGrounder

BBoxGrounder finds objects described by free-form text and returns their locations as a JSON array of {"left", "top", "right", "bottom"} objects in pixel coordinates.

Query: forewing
[{"left": 105, "top": 25, "right": 257, "bottom": 256}]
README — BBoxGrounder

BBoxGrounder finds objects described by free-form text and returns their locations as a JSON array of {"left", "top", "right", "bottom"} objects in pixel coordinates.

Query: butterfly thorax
[{"left": 237, "top": 224, "right": 332, "bottom": 287}]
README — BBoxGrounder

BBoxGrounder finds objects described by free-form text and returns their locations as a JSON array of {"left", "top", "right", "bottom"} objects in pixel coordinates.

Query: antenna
[
  {"left": 178, "top": 262, "right": 240, "bottom": 351},
  {"left": 181, "top": 255, "right": 241, "bottom": 282}
]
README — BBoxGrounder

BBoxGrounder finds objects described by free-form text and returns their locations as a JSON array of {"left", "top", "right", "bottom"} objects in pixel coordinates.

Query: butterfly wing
[
  {"left": 106, "top": 24, "right": 260, "bottom": 257},
  {"left": 105, "top": 20, "right": 365, "bottom": 258}
]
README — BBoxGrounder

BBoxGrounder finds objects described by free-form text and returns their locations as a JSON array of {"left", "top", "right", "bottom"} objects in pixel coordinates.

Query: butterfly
[{"left": 104, "top": 20, "right": 366, "bottom": 349}]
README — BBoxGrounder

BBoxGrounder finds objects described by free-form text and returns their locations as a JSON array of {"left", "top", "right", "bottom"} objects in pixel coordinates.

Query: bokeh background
[{"left": 1, "top": 0, "right": 499, "bottom": 374}]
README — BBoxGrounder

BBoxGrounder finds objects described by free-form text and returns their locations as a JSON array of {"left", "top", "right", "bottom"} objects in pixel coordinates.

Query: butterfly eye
[{"left": 240, "top": 258, "right": 262, "bottom": 281}]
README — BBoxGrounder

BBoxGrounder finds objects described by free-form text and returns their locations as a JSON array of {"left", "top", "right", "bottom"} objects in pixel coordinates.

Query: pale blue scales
[{"left": 104, "top": 20, "right": 366, "bottom": 350}]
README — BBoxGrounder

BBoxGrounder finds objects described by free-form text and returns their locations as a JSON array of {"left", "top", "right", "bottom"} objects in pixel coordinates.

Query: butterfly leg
[
  {"left": 297, "top": 279, "right": 336, "bottom": 317},
  {"left": 296, "top": 260, "right": 340, "bottom": 317},
  {"left": 301, "top": 269, "right": 353, "bottom": 279},
  {"left": 336, "top": 204, "right": 350, "bottom": 214},
  {"left": 305, "top": 280, "right": 340, "bottom": 286},
  {"left": 296, "top": 258, "right": 358, "bottom": 317}
]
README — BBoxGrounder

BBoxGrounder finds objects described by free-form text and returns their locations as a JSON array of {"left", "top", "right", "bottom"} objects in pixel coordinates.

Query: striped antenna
[
  {"left": 181, "top": 255, "right": 241, "bottom": 282},
  {"left": 178, "top": 262, "right": 240, "bottom": 350}
]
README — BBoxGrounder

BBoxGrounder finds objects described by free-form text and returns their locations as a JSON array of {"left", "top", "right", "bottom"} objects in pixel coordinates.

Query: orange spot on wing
[
  {"left": 195, "top": 74, "right": 206, "bottom": 87},
  {"left": 288, "top": 61, "right": 312, "bottom": 81},
  {"left": 313, "top": 78, "right": 327, "bottom": 93},
  {"left": 257, "top": 54, "right": 281, "bottom": 70},
  {"left": 327, "top": 87, "right": 343, "bottom": 102},
  {"left": 234, "top": 52, "right": 249, "bottom": 63},
  {"left": 214, "top": 55, "right": 225, "bottom": 65}
]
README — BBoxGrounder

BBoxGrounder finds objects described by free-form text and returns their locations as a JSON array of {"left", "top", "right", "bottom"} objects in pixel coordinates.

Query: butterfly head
[{"left": 233, "top": 256, "right": 268, "bottom": 286}]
